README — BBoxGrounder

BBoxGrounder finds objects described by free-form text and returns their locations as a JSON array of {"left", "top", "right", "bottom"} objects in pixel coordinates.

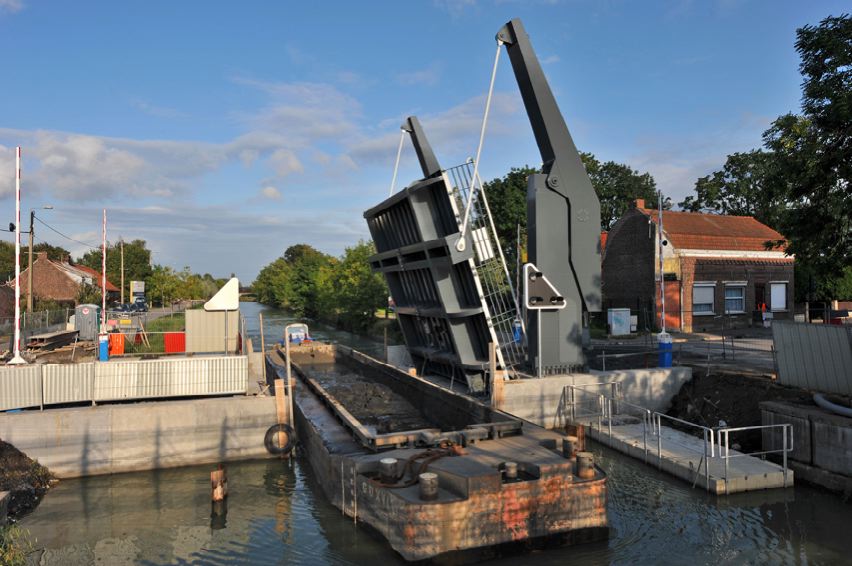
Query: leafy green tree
[
  {"left": 78, "top": 239, "right": 153, "bottom": 297},
  {"left": 332, "top": 241, "right": 388, "bottom": 332},
  {"left": 281, "top": 244, "right": 333, "bottom": 318},
  {"left": 582, "top": 152, "right": 666, "bottom": 230},
  {"left": 481, "top": 154, "right": 663, "bottom": 271},
  {"left": 678, "top": 150, "right": 788, "bottom": 228},
  {"left": 678, "top": 15, "right": 851, "bottom": 299},
  {"left": 146, "top": 265, "right": 182, "bottom": 306},
  {"left": 0, "top": 241, "right": 71, "bottom": 283}
]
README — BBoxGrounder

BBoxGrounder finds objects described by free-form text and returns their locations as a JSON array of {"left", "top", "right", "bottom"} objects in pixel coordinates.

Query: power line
[{"left": 34, "top": 217, "right": 99, "bottom": 250}]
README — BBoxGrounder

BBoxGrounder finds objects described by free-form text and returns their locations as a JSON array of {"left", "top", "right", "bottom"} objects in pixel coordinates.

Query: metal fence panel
[
  {"left": 772, "top": 321, "right": 852, "bottom": 396},
  {"left": 185, "top": 310, "right": 240, "bottom": 354},
  {"left": 0, "top": 365, "right": 42, "bottom": 411},
  {"left": 42, "top": 363, "right": 94, "bottom": 406},
  {"left": 95, "top": 355, "right": 247, "bottom": 402}
]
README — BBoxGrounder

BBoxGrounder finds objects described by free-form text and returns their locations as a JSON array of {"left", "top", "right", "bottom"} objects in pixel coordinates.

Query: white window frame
[
  {"left": 724, "top": 282, "right": 746, "bottom": 314},
  {"left": 693, "top": 282, "right": 716, "bottom": 316},
  {"left": 769, "top": 281, "right": 789, "bottom": 312}
]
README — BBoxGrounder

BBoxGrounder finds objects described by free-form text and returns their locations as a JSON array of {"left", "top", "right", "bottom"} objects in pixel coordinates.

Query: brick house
[
  {"left": 602, "top": 199, "right": 794, "bottom": 333},
  {"left": 13, "top": 252, "right": 119, "bottom": 304}
]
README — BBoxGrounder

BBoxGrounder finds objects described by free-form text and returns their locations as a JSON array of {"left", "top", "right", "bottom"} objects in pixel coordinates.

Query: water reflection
[
  {"left": 240, "top": 301, "right": 392, "bottom": 358},
  {"left": 21, "top": 446, "right": 851, "bottom": 565},
  {"left": 19, "top": 305, "right": 852, "bottom": 564}
]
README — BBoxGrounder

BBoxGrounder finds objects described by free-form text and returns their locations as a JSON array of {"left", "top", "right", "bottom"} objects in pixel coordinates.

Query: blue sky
[{"left": 0, "top": 1, "right": 845, "bottom": 281}]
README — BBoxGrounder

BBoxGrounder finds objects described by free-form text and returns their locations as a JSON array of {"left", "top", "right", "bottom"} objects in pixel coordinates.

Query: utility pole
[
  {"left": 120, "top": 238, "right": 125, "bottom": 304},
  {"left": 27, "top": 210, "right": 34, "bottom": 313},
  {"left": 26, "top": 205, "right": 53, "bottom": 313}
]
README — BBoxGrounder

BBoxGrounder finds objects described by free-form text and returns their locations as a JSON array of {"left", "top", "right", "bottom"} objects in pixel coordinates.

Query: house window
[
  {"left": 724, "top": 285, "right": 746, "bottom": 313},
  {"left": 770, "top": 282, "right": 788, "bottom": 311},
  {"left": 693, "top": 283, "right": 715, "bottom": 315}
]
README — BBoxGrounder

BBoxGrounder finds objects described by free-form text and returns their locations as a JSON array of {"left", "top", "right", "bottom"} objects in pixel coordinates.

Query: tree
[
  {"left": 768, "top": 16, "right": 851, "bottom": 281},
  {"left": 481, "top": 154, "right": 663, "bottom": 271},
  {"left": 677, "top": 150, "right": 787, "bottom": 228},
  {"left": 581, "top": 152, "right": 666, "bottom": 230},
  {"left": 331, "top": 241, "right": 388, "bottom": 332},
  {"left": 0, "top": 241, "right": 71, "bottom": 283},
  {"left": 78, "top": 239, "right": 153, "bottom": 296}
]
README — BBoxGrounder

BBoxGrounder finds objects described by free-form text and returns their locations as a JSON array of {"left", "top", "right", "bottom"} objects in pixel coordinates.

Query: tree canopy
[
  {"left": 253, "top": 241, "right": 388, "bottom": 333},
  {"left": 677, "top": 14, "right": 852, "bottom": 300},
  {"left": 78, "top": 239, "right": 153, "bottom": 296}
]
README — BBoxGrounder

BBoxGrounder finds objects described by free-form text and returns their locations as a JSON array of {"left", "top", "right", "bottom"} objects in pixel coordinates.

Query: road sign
[{"left": 523, "top": 263, "right": 566, "bottom": 310}]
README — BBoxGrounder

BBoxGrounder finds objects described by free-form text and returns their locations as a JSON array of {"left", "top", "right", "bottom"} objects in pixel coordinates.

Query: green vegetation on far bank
[{"left": 253, "top": 241, "right": 388, "bottom": 335}]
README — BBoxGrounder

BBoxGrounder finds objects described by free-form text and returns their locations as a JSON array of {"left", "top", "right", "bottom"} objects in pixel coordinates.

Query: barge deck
[{"left": 266, "top": 344, "right": 608, "bottom": 562}]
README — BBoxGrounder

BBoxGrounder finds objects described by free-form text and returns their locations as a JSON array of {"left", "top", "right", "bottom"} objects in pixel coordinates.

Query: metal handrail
[{"left": 717, "top": 423, "right": 793, "bottom": 490}]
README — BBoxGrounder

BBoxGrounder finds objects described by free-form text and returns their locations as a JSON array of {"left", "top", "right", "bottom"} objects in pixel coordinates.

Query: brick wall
[
  {"left": 685, "top": 258, "right": 794, "bottom": 332},
  {"left": 602, "top": 209, "right": 655, "bottom": 310}
]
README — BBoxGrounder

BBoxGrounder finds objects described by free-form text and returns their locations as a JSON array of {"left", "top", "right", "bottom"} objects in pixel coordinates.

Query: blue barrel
[
  {"left": 657, "top": 332, "right": 672, "bottom": 368},
  {"left": 98, "top": 334, "right": 109, "bottom": 362},
  {"left": 512, "top": 319, "right": 523, "bottom": 343}
]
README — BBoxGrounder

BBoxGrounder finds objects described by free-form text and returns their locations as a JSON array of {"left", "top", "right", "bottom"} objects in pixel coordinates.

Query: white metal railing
[
  {"left": 564, "top": 384, "right": 796, "bottom": 492},
  {"left": 717, "top": 424, "right": 793, "bottom": 490}
]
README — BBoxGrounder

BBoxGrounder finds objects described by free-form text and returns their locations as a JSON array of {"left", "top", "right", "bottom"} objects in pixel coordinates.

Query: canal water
[{"left": 19, "top": 303, "right": 852, "bottom": 565}]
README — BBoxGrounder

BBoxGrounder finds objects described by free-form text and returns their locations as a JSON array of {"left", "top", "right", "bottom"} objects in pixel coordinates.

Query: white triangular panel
[{"left": 204, "top": 277, "right": 240, "bottom": 311}]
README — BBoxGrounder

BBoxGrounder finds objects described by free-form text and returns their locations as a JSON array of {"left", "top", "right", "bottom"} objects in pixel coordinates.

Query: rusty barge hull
[{"left": 266, "top": 345, "right": 607, "bottom": 562}]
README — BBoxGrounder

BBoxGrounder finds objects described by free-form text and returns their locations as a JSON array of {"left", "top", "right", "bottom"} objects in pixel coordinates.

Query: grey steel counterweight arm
[
  {"left": 496, "top": 18, "right": 602, "bottom": 372},
  {"left": 403, "top": 116, "right": 442, "bottom": 178}
]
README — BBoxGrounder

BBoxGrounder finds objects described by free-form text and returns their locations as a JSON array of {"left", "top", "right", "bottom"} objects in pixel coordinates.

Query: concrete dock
[{"left": 578, "top": 416, "right": 793, "bottom": 494}]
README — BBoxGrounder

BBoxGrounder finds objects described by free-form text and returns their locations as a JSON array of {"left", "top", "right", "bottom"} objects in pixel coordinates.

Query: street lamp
[{"left": 27, "top": 205, "right": 53, "bottom": 312}]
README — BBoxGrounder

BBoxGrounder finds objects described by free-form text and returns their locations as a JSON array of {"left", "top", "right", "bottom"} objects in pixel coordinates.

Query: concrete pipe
[
  {"left": 419, "top": 472, "right": 439, "bottom": 501},
  {"left": 379, "top": 458, "right": 398, "bottom": 484},
  {"left": 562, "top": 436, "right": 578, "bottom": 459},
  {"left": 503, "top": 461, "right": 519, "bottom": 480},
  {"left": 576, "top": 452, "right": 595, "bottom": 479}
]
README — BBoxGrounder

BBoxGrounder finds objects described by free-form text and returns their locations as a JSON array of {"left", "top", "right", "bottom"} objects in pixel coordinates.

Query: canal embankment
[{"left": 0, "top": 395, "right": 278, "bottom": 479}]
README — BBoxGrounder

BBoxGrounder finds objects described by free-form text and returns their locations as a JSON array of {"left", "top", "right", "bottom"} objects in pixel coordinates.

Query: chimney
[
  {"left": 634, "top": 198, "right": 645, "bottom": 209},
  {"left": 37, "top": 251, "right": 48, "bottom": 261}
]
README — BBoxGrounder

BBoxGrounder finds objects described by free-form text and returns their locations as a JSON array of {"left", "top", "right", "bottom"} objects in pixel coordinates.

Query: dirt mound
[
  {"left": 666, "top": 369, "right": 813, "bottom": 452},
  {"left": 0, "top": 441, "right": 54, "bottom": 519}
]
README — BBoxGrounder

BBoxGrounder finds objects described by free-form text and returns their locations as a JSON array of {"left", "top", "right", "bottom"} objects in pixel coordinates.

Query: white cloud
[
  {"left": 260, "top": 186, "right": 281, "bottom": 200},
  {"left": 130, "top": 98, "right": 187, "bottom": 119},
  {"left": 268, "top": 149, "right": 304, "bottom": 177},
  {"left": 540, "top": 54, "right": 561, "bottom": 65},
  {"left": 0, "top": 0, "right": 23, "bottom": 14},
  {"left": 396, "top": 63, "right": 442, "bottom": 86}
]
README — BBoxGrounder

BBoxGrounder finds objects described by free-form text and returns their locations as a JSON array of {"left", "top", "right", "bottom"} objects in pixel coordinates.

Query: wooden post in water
[
  {"left": 259, "top": 313, "right": 266, "bottom": 353},
  {"left": 211, "top": 465, "right": 228, "bottom": 501},
  {"left": 274, "top": 377, "right": 291, "bottom": 458}
]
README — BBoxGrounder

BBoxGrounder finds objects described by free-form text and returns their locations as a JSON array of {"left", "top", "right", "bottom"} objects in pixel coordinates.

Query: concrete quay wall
[
  {"left": 0, "top": 395, "right": 278, "bottom": 478},
  {"left": 762, "top": 400, "right": 852, "bottom": 494},
  {"left": 497, "top": 367, "right": 692, "bottom": 429}
]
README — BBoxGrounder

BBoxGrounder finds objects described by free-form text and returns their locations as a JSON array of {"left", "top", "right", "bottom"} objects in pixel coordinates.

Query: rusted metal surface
[{"left": 267, "top": 345, "right": 608, "bottom": 561}]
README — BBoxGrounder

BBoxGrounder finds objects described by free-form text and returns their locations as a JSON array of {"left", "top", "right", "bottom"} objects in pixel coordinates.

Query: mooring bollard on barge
[{"left": 266, "top": 343, "right": 608, "bottom": 562}]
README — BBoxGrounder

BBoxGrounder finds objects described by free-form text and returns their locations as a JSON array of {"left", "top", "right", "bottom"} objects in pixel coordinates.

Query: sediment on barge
[{"left": 266, "top": 344, "right": 608, "bottom": 562}]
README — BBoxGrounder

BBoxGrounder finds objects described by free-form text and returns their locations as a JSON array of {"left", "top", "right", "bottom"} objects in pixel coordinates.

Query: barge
[{"left": 266, "top": 343, "right": 607, "bottom": 562}]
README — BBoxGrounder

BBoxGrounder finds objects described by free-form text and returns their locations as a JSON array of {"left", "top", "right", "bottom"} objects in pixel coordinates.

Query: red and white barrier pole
[{"left": 9, "top": 147, "right": 26, "bottom": 365}]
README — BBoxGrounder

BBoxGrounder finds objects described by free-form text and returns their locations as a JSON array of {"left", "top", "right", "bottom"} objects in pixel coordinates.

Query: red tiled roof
[
  {"left": 72, "top": 264, "right": 120, "bottom": 292},
  {"left": 637, "top": 207, "right": 786, "bottom": 252}
]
